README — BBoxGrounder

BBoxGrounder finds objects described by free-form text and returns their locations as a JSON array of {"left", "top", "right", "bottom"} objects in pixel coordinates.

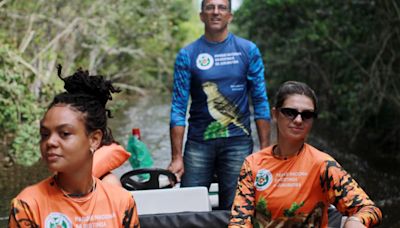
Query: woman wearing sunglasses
[{"left": 229, "top": 81, "right": 382, "bottom": 227}]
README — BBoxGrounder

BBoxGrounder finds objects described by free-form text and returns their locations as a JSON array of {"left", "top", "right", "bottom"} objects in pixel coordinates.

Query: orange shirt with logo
[
  {"left": 229, "top": 143, "right": 382, "bottom": 227},
  {"left": 9, "top": 176, "right": 140, "bottom": 228}
]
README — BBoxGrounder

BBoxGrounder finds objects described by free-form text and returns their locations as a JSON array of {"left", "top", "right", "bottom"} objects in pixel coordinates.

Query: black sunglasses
[{"left": 279, "top": 107, "right": 317, "bottom": 121}]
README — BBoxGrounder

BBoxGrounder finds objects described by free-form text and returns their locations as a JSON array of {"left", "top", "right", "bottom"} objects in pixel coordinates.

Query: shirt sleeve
[
  {"left": 170, "top": 48, "right": 191, "bottom": 128},
  {"left": 8, "top": 198, "right": 40, "bottom": 228},
  {"left": 247, "top": 45, "right": 270, "bottom": 121},
  {"left": 320, "top": 160, "right": 382, "bottom": 227},
  {"left": 122, "top": 195, "right": 140, "bottom": 228},
  {"left": 229, "top": 159, "right": 255, "bottom": 227}
]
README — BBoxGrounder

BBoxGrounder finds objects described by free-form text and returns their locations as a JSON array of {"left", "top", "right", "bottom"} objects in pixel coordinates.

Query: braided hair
[{"left": 49, "top": 65, "right": 120, "bottom": 146}]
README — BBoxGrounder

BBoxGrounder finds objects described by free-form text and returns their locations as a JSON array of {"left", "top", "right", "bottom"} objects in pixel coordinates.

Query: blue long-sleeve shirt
[{"left": 170, "top": 33, "right": 270, "bottom": 141}]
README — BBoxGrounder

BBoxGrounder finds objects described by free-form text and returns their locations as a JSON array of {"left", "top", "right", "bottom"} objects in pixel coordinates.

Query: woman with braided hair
[{"left": 8, "top": 66, "right": 140, "bottom": 228}]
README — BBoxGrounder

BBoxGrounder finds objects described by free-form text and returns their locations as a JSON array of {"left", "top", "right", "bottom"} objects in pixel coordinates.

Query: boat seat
[
  {"left": 131, "top": 186, "right": 212, "bottom": 215},
  {"left": 139, "top": 210, "right": 230, "bottom": 228}
]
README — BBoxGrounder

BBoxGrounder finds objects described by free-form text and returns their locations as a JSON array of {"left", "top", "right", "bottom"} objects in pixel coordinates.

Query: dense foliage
[
  {"left": 0, "top": 46, "right": 44, "bottom": 165},
  {"left": 2, "top": 0, "right": 398, "bottom": 165},
  {"left": 234, "top": 0, "right": 400, "bottom": 154},
  {"left": 0, "top": 0, "right": 190, "bottom": 165}
]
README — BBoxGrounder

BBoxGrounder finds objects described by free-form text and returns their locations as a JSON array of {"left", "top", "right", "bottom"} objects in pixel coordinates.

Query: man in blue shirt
[{"left": 168, "top": 0, "right": 271, "bottom": 210}]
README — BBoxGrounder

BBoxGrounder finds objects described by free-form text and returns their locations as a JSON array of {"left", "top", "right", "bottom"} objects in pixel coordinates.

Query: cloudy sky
[{"left": 231, "top": 0, "right": 243, "bottom": 11}]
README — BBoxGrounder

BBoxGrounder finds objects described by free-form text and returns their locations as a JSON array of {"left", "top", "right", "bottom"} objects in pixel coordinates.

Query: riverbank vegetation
[
  {"left": 0, "top": 0, "right": 191, "bottom": 165},
  {"left": 1, "top": 0, "right": 399, "bottom": 167}
]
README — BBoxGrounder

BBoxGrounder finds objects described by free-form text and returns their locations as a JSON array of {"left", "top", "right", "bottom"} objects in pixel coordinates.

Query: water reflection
[{"left": 109, "top": 94, "right": 173, "bottom": 171}]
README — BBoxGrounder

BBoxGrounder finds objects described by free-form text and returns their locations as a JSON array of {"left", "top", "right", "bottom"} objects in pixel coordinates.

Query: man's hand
[
  {"left": 167, "top": 156, "right": 184, "bottom": 182},
  {"left": 256, "top": 119, "right": 271, "bottom": 149},
  {"left": 169, "top": 126, "right": 186, "bottom": 182}
]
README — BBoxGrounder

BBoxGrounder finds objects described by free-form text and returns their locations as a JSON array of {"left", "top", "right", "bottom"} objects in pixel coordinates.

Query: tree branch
[
  {"left": 0, "top": 0, "right": 10, "bottom": 8},
  {"left": 6, "top": 50, "right": 38, "bottom": 75},
  {"left": 30, "top": 17, "right": 80, "bottom": 63},
  {"left": 326, "top": 36, "right": 370, "bottom": 76},
  {"left": 112, "top": 83, "right": 147, "bottom": 96}
]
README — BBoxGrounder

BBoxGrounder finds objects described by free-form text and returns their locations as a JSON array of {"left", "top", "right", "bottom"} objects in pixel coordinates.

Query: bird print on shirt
[{"left": 202, "top": 81, "right": 249, "bottom": 140}]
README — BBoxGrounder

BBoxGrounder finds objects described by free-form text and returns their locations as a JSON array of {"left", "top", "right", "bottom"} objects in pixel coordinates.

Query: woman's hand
[{"left": 344, "top": 216, "right": 366, "bottom": 228}]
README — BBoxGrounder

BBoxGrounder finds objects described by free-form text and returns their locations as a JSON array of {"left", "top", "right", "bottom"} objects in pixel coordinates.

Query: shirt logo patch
[
  {"left": 196, "top": 53, "right": 214, "bottom": 70},
  {"left": 255, "top": 169, "right": 273, "bottom": 191},
  {"left": 45, "top": 212, "right": 72, "bottom": 228}
]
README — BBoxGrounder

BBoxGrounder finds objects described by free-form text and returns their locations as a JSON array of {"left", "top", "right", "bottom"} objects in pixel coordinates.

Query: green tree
[
  {"left": 0, "top": 46, "right": 45, "bottom": 165},
  {"left": 234, "top": 0, "right": 400, "bottom": 153},
  {"left": 0, "top": 0, "right": 191, "bottom": 165}
]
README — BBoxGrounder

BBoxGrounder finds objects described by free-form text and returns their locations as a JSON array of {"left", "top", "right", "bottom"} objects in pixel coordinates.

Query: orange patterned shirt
[
  {"left": 8, "top": 176, "right": 140, "bottom": 228},
  {"left": 229, "top": 143, "right": 382, "bottom": 227}
]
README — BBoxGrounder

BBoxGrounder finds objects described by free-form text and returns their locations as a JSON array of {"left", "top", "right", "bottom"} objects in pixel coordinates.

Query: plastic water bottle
[{"left": 126, "top": 128, "right": 153, "bottom": 180}]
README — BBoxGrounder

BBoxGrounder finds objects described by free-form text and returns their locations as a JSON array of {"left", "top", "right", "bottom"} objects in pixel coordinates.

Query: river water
[{"left": 1, "top": 93, "right": 399, "bottom": 227}]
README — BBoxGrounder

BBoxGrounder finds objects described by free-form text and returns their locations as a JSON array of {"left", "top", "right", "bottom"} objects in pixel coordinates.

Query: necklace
[
  {"left": 54, "top": 175, "right": 96, "bottom": 202},
  {"left": 272, "top": 144, "right": 304, "bottom": 160},
  {"left": 54, "top": 175, "right": 98, "bottom": 223}
]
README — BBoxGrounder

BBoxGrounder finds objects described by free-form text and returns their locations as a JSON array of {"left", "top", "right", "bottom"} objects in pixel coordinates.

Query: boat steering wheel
[{"left": 120, "top": 168, "right": 177, "bottom": 191}]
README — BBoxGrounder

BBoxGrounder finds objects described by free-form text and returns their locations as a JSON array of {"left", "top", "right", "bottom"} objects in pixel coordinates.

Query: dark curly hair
[{"left": 48, "top": 65, "right": 121, "bottom": 146}]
